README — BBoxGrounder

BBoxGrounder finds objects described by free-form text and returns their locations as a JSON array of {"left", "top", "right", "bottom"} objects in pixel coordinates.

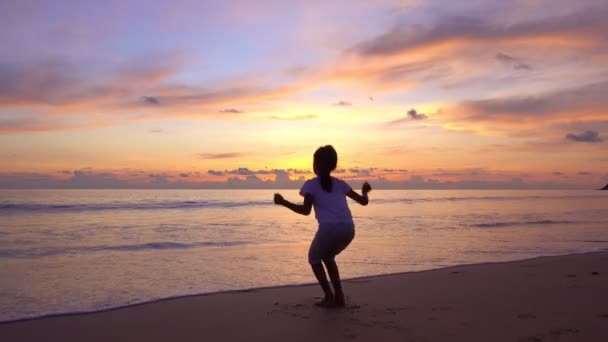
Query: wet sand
[{"left": 1, "top": 251, "right": 607, "bottom": 341}]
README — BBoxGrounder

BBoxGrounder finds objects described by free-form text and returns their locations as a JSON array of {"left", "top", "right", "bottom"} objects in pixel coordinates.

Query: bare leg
[
  {"left": 311, "top": 263, "right": 334, "bottom": 305},
  {"left": 323, "top": 259, "right": 345, "bottom": 307}
]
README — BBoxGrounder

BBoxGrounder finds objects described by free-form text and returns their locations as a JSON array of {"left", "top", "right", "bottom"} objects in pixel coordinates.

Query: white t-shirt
[{"left": 300, "top": 177, "right": 353, "bottom": 223}]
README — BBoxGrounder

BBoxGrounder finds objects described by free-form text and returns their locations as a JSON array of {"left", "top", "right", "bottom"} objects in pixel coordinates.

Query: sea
[{"left": 1, "top": 189, "right": 607, "bottom": 322}]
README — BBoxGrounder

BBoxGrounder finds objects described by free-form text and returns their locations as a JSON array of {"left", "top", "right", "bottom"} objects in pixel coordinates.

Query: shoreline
[
  {"left": 2, "top": 249, "right": 605, "bottom": 324},
  {"left": 2, "top": 250, "right": 607, "bottom": 341}
]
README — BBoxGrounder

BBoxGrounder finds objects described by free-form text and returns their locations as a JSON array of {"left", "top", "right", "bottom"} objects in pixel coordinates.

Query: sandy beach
[{"left": 1, "top": 251, "right": 607, "bottom": 342}]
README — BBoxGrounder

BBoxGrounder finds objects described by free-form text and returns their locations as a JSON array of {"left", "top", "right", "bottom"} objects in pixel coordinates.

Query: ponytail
[
  {"left": 320, "top": 174, "right": 332, "bottom": 192},
  {"left": 313, "top": 145, "right": 338, "bottom": 193}
]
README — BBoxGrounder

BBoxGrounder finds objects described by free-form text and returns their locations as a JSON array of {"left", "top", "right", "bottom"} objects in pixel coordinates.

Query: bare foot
[
  {"left": 334, "top": 294, "right": 346, "bottom": 307},
  {"left": 315, "top": 296, "right": 336, "bottom": 308}
]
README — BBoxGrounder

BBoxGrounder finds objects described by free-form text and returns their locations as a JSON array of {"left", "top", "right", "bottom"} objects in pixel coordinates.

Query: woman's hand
[
  {"left": 273, "top": 193, "right": 285, "bottom": 205},
  {"left": 362, "top": 182, "right": 372, "bottom": 195}
]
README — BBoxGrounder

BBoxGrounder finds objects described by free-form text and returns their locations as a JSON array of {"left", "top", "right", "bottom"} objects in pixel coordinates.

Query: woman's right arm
[{"left": 274, "top": 193, "right": 313, "bottom": 215}]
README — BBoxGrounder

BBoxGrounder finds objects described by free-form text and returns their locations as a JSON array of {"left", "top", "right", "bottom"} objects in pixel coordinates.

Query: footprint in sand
[
  {"left": 549, "top": 328, "right": 579, "bottom": 336},
  {"left": 384, "top": 306, "right": 410, "bottom": 315},
  {"left": 343, "top": 329, "right": 357, "bottom": 339}
]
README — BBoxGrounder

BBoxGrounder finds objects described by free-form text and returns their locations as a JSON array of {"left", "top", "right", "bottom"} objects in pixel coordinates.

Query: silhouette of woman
[{"left": 274, "top": 145, "right": 371, "bottom": 307}]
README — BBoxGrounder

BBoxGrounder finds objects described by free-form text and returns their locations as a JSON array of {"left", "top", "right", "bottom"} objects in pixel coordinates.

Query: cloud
[
  {"left": 349, "top": 168, "right": 373, "bottom": 177},
  {"left": 495, "top": 52, "right": 517, "bottom": 63},
  {"left": 333, "top": 101, "right": 352, "bottom": 106},
  {"left": 210, "top": 168, "right": 308, "bottom": 178},
  {"left": 141, "top": 96, "right": 160, "bottom": 105},
  {"left": 382, "top": 168, "right": 408, "bottom": 173},
  {"left": 0, "top": 165, "right": 601, "bottom": 189},
  {"left": 565, "top": 130, "right": 603, "bottom": 143},
  {"left": 63, "top": 170, "right": 129, "bottom": 188},
  {"left": 513, "top": 63, "right": 532, "bottom": 71},
  {"left": 0, "top": 53, "right": 311, "bottom": 133},
  {"left": 219, "top": 108, "right": 242, "bottom": 114},
  {"left": 351, "top": 6, "right": 607, "bottom": 57},
  {"left": 149, "top": 128, "right": 163, "bottom": 133},
  {"left": 387, "top": 108, "right": 428, "bottom": 125},
  {"left": 407, "top": 108, "right": 427, "bottom": 120},
  {"left": 197, "top": 152, "right": 244, "bottom": 159},
  {"left": 0, "top": 56, "right": 184, "bottom": 107},
  {"left": 495, "top": 52, "right": 532, "bottom": 70},
  {"left": 224, "top": 168, "right": 256, "bottom": 176},
  {"left": 267, "top": 114, "right": 318, "bottom": 121},
  {"left": 374, "top": 61, "right": 438, "bottom": 83},
  {"left": 0, "top": 115, "right": 106, "bottom": 134},
  {"left": 287, "top": 168, "right": 311, "bottom": 174},
  {"left": 0, "top": 60, "right": 81, "bottom": 106},
  {"left": 448, "top": 81, "right": 608, "bottom": 128}
]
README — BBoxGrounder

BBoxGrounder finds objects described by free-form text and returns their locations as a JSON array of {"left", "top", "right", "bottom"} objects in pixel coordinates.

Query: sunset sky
[{"left": 1, "top": 0, "right": 607, "bottom": 189}]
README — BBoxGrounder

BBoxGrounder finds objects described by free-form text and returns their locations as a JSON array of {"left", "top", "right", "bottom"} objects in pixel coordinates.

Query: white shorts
[{"left": 308, "top": 221, "right": 355, "bottom": 265}]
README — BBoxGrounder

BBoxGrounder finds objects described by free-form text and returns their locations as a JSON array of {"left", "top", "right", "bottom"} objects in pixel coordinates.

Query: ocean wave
[
  {"left": 369, "top": 194, "right": 606, "bottom": 205},
  {"left": 471, "top": 220, "right": 574, "bottom": 228},
  {"left": 1, "top": 193, "right": 605, "bottom": 213},
  {"left": 0, "top": 200, "right": 272, "bottom": 213},
  {"left": 0, "top": 241, "right": 249, "bottom": 258}
]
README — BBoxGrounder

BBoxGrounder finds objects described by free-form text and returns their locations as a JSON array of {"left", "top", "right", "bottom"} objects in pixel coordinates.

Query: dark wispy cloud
[
  {"left": 387, "top": 108, "right": 428, "bottom": 125},
  {"left": 141, "top": 96, "right": 160, "bottom": 105},
  {"left": 64, "top": 169, "right": 129, "bottom": 188},
  {"left": 382, "top": 168, "right": 408, "bottom": 173},
  {"left": 495, "top": 52, "right": 532, "bottom": 70},
  {"left": 219, "top": 108, "right": 242, "bottom": 114},
  {"left": 224, "top": 168, "right": 256, "bottom": 176},
  {"left": 267, "top": 114, "right": 318, "bottom": 121},
  {"left": 209, "top": 168, "right": 308, "bottom": 178},
  {"left": 197, "top": 152, "right": 245, "bottom": 159},
  {"left": 565, "top": 130, "right": 603, "bottom": 143},
  {"left": 287, "top": 168, "right": 311, "bottom": 174},
  {"left": 0, "top": 115, "right": 103, "bottom": 133},
  {"left": 374, "top": 61, "right": 437, "bottom": 83},
  {"left": 0, "top": 56, "right": 183, "bottom": 107},
  {"left": 454, "top": 81, "right": 608, "bottom": 124},
  {"left": 333, "top": 101, "right": 352, "bottom": 106},
  {"left": 407, "top": 108, "right": 427, "bottom": 120},
  {"left": 0, "top": 60, "right": 81, "bottom": 106},
  {"left": 351, "top": 6, "right": 608, "bottom": 56},
  {"left": 577, "top": 171, "right": 592, "bottom": 175},
  {"left": 349, "top": 168, "right": 374, "bottom": 177}
]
